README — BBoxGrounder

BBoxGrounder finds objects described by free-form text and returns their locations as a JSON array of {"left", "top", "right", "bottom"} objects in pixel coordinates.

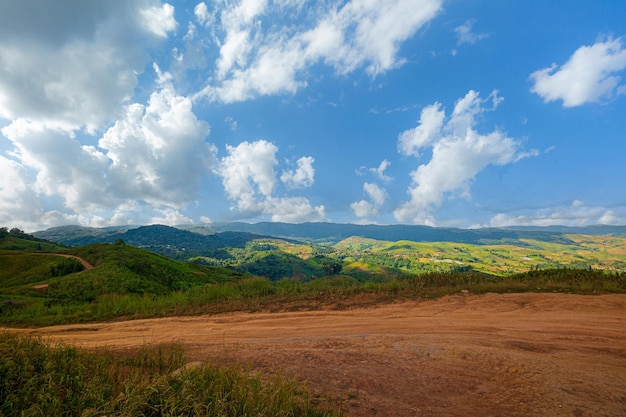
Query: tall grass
[
  {"left": 1, "top": 269, "right": 624, "bottom": 327},
  {"left": 0, "top": 332, "right": 342, "bottom": 417}
]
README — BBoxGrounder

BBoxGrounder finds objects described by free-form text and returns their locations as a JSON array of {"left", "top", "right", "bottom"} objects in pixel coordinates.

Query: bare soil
[{"left": 16, "top": 293, "right": 626, "bottom": 417}]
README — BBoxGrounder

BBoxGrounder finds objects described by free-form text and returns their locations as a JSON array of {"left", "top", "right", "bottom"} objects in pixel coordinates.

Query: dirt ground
[{"left": 15, "top": 293, "right": 626, "bottom": 417}]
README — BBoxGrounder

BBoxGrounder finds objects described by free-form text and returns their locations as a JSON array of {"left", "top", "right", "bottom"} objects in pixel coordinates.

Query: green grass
[
  {"left": 0, "top": 234, "right": 65, "bottom": 252},
  {"left": 2, "top": 231, "right": 626, "bottom": 327},
  {"left": 1, "top": 242, "right": 246, "bottom": 301},
  {"left": 334, "top": 235, "right": 626, "bottom": 276},
  {"left": 0, "top": 332, "right": 342, "bottom": 417},
  {"left": 0, "top": 252, "right": 73, "bottom": 288},
  {"left": 2, "top": 268, "right": 624, "bottom": 327}
]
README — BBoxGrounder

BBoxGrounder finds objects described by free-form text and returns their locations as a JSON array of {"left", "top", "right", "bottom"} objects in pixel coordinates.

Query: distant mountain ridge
[
  {"left": 187, "top": 222, "right": 626, "bottom": 244},
  {"left": 34, "top": 225, "right": 273, "bottom": 260},
  {"left": 35, "top": 222, "right": 626, "bottom": 250}
]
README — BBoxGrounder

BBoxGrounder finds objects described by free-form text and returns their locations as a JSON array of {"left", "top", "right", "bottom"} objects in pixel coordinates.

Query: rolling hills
[{"left": 33, "top": 223, "right": 626, "bottom": 277}]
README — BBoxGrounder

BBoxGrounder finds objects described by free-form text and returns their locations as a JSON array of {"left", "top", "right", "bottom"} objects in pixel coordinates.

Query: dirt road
[{"left": 19, "top": 293, "right": 626, "bottom": 417}]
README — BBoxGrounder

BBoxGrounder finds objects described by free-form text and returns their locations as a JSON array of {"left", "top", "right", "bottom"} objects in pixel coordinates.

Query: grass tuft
[{"left": 0, "top": 332, "right": 342, "bottom": 417}]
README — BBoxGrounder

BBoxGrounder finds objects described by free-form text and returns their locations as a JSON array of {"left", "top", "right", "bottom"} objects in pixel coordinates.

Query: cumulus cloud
[
  {"left": 100, "top": 74, "right": 215, "bottom": 207},
  {"left": 281, "top": 156, "right": 315, "bottom": 189},
  {"left": 0, "top": 155, "right": 43, "bottom": 228},
  {"left": 219, "top": 140, "right": 278, "bottom": 211},
  {"left": 148, "top": 208, "right": 194, "bottom": 226},
  {"left": 489, "top": 201, "right": 626, "bottom": 227},
  {"left": 351, "top": 182, "right": 387, "bottom": 220},
  {"left": 2, "top": 120, "right": 110, "bottom": 212},
  {"left": 530, "top": 37, "right": 626, "bottom": 107},
  {"left": 394, "top": 90, "right": 537, "bottom": 225},
  {"left": 195, "top": 0, "right": 442, "bottom": 103},
  {"left": 351, "top": 200, "right": 378, "bottom": 219},
  {"left": 217, "top": 140, "right": 325, "bottom": 222},
  {"left": 364, "top": 183, "right": 387, "bottom": 207},
  {"left": 266, "top": 197, "right": 327, "bottom": 223},
  {"left": 0, "top": 0, "right": 176, "bottom": 131},
  {"left": 139, "top": 3, "right": 178, "bottom": 38},
  {"left": 398, "top": 104, "right": 445, "bottom": 156},
  {"left": 0, "top": 63, "right": 215, "bottom": 230}
]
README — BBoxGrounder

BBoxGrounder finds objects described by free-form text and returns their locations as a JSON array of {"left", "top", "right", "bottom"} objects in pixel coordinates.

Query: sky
[{"left": 1, "top": 1, "right": 625, "bottom": 232}]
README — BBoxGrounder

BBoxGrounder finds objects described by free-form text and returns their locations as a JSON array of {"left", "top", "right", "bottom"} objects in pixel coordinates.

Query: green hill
[
  {"left": 0, "top": 236, "right": 248, "bottom": 326},
  {"left": 335, "top": 234, "right": 626, "bottom": 276},
  {"left": 1, "top": 227, "right": 65, "bottom": 251},
  {"left": 1, "top": 242, "right": 245, "bottom": 301},
  {"left": 34, "top": 224, "right": 274, "bottom": 261},
  {"left": 55, "top": 242, "right": 244, "bottom": 302},
  {"left": 1, "top": 230, "right": 75, "bottom": 290}
]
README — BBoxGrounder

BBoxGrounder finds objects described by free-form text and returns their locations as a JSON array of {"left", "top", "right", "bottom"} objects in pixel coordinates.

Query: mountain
[
  {"left": 501, "top": 225, "right": 626, "bottom": 236},
  {"left": 182, "top": 222, "right": 580, "bottom": 245},
  {"left": 35, "top": 224, "right": 275, "bottom": 260},
  {"left": 37, "top": 222, "right": 626, "bottom": 252}
]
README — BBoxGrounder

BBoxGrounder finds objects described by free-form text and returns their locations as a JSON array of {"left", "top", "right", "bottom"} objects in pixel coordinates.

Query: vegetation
[
  {"left": 2, "top": 266, "right": 624, "bottom": 327},
  {"left": 0, "top": 333, "right": 341, "bottom": 417},
  {"left": 1, "top": 228, "right": 626, "bottom": 327},
  {"left": 2, "top": 226, "right": 626, "bottom": 416},
  {"left": 0, "top": 227, "right": 65, "bottom": 252}
]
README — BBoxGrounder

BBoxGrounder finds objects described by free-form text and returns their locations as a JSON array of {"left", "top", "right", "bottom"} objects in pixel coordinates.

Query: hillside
[
  {"left": 34, "top": 224, "right": 274, "bottom": 260},
  {"left": 0, "top": 235, "right": 248, "bottom": 326},
  {"left": 32, "top": 223, "right": 626, "bottom": 279},
  {"left": 335, "top": 234, "right": 626, "bottom": 275},
  {"left": 1, "top": 227, "right": 65, "bottom": 251},
  {"left": 39, "top": 222, "right": 626, "bottom": 247}
]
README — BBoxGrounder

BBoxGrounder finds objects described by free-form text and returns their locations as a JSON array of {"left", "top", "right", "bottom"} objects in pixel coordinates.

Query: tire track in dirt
[{"left": 8, "top": 293, "right": 626, "bottom": 417}]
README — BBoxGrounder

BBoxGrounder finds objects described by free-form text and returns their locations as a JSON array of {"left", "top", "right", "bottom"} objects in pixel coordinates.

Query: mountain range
[{"left": 34, "top": 222, "right": 626, "bottom": 251}]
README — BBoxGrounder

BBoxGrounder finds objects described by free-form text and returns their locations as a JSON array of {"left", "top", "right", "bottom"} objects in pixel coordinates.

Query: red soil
[{"left": 15, "top": 293, "right": 626, "bottom": 417}]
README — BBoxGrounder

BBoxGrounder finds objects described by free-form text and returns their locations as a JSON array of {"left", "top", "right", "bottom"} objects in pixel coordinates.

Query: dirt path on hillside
[
  {"left": 48, "top": 253, "right": 94, "bottom": 270},
  {"left": 13, "top": 293, "right": 626, "bottom": 417}
]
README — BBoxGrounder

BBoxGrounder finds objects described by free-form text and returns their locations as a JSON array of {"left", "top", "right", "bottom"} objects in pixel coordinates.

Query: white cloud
[
  {"left": 351, "top": 200, "right": 378, "bottom": 219},
  {"left": 149, "top": 208, "right": 194, "bottom": 226},
  {"left": 454, "top": 19, "right": 488, "bottom": 46},
  {"left": 489, "top": 201, "right": 626, "bottom": 227},
  {"left": 398, "top": 103, "right": 445, "bottom": 156},
  {"left": 217, "top": 140, "right": 325, "bottom": 222},
  {"left": 394, "top": 90, "right": 537, "bottom": 225},
  {"left": 100, "top": 77, "right": 215, "bottom": 207},
  {"left": 364, "top": 182, "right": 386, "bottom": 206},
  {"left": 0, "top": 1, "right": 174, "bottom": 132},
  {"left": 281, "top": 156, "right": 315, "bottom": 188},
  {"left": 195, "top": 0, "right": 442, "bottom": 103},
  {"left": 530, "top": 37, "right": 626, "bottom": 107},
  {"left": 215, "top": 0, "right": 268, "bottom": 79},
  {"left": 266, "top": 197, "right": 326, "bottom": 223},
  {"left": 219, "top": 140, "right": 278, "bottom": 211},
  {"left": 2, "top": 120, "right": 110, "bottom": 212},
  {"left": 139, "top": 3, "right": 178, "bottom": 38},
  {"left": 369, "top": 159, "right": 393, "bottom": 182},
  {"left": 351, "top": 182, "right": 387, "bottom": 219},
  {"left": 0, "top": 66, "right": 215, "bottom": 230},
  {"left": 0, "top": 155, "right": 43, "bottom": 228},
  {"left": 330, "top": 0, "right": 443, "bottom": 75},
  {"left": 352, "top": 160, "right": 391, "bottom": 220},
  {"left": 194, "top": 2, "right": 214, "bottom": 27}
]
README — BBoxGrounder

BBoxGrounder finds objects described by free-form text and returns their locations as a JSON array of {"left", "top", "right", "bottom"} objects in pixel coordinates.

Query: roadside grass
[
  {"left": 1, "top": 269, "right": 624, "bottom": 328},
  {"left": 0, "top": 332, "right": 341, "bottom": 417}
]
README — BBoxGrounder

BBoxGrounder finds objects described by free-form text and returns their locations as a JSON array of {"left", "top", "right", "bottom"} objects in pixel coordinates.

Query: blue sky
[{"left": 1, "top": 0, "right": 625, "bottom": 231}]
